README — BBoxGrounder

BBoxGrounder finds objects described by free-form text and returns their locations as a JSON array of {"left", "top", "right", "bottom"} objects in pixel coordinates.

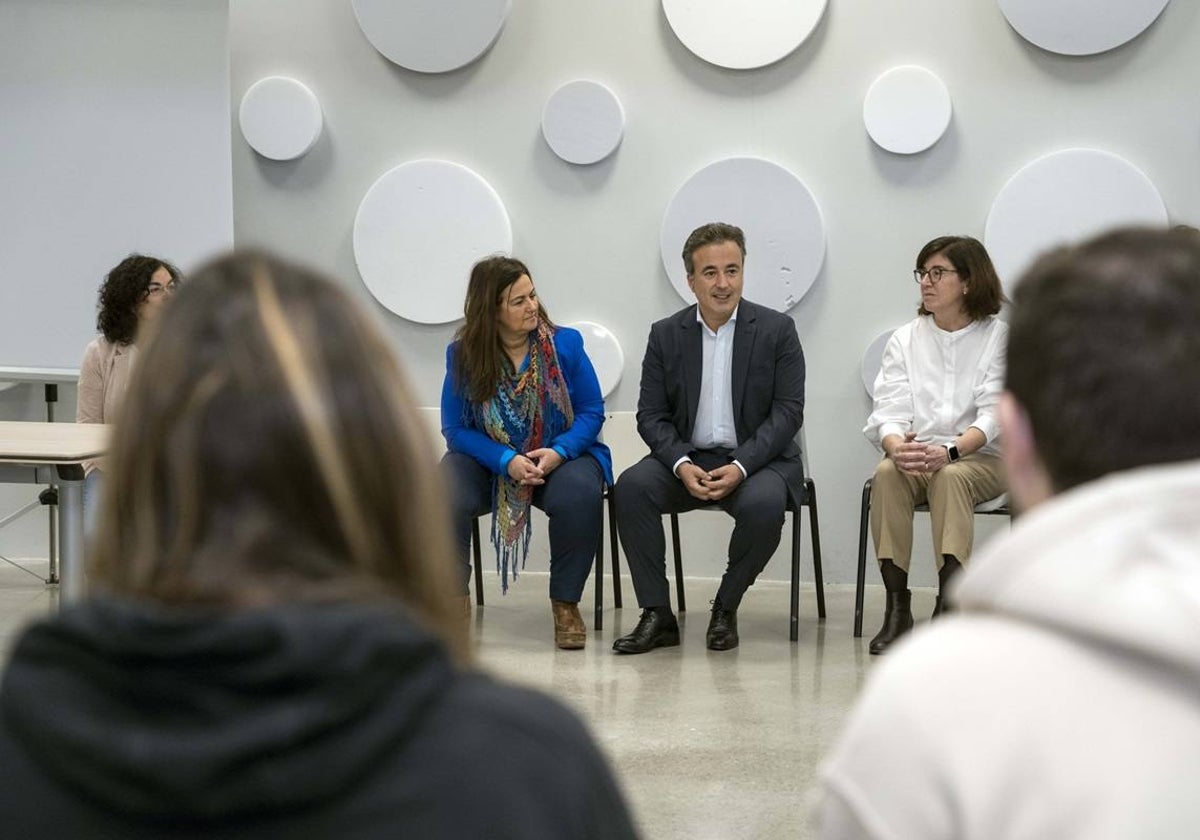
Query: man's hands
[
  {"left": 678, "top": 461, "right": 745, "bottom": 501},
  {"left": 890, "top": 432, "right": 950, "bottom": 475}
]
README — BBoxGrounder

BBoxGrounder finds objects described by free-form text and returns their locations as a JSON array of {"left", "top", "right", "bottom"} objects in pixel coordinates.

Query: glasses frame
[
  {"left": 143, "top": 280, "right": 179, "bottom": 299},
  {"left": 913, "top": 267, "right": 960, "bottom": 285}
]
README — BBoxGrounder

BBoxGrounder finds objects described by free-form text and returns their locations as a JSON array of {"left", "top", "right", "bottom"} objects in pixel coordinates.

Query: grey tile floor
[{"left": 0, "top": 560, "right": 940, "bottom": 840}]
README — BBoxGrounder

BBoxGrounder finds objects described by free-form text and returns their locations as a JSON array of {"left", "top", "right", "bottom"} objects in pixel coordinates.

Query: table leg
[{"left": 56, "top": 466, "right": 85, "bottom": 604}]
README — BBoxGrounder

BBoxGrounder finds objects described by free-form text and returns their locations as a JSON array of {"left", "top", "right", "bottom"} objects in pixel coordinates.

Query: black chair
[
  {"left": 470, "top": 484, "right": 617, "bottom": 631},
  {"left": 612, "top": 429, "right": 826, "bottom": 642},
  {"left": 853, "top": 476, "right": 1011, "bottom": 637}
]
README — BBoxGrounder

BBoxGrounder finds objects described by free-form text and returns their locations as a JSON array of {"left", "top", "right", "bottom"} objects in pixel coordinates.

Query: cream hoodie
[{"left": 817, "top": 459, "right": 1200, "bottom": 840}]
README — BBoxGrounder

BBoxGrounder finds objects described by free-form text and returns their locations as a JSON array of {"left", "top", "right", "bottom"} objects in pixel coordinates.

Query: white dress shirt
[
  {"left": 673, "top": 307, "right": 747, "bottom": 478},
  {"left": 863, "top": 314, "right": 1007, "bottom": 455}
]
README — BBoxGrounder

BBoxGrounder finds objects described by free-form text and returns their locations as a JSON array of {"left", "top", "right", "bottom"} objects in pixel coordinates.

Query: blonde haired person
[{"left": 0, "top": 251, "right": 638, "bottom": 839}]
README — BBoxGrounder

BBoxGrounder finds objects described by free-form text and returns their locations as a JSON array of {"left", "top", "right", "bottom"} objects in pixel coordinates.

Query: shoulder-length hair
[
  {"left": 452, "top": 255, "right": 553, "bottom": 404},
  {"left": 916, "top": 236, "right": 1006, "bottom": 320},
  {"left": 91, "top": 250, "right": 466, "bottom": 661},
  {"left": 97, "top": 254, "right": 182, "bottom": 344}
]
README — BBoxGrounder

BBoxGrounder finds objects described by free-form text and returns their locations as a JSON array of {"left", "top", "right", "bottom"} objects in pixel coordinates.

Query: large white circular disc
[
  {"left": 564, "top": 321, "right": 624, "bottom": 398},
  {"left": 660, "top": 157, "right": 826, "bottom": 312},
  {"left": 863, "top": 66, "right": 951, "bottom": 155},
  {"left": 353, "top": 160, "right": 512, "bottom": 324},
  {"left": 985, "top": 149, "right": 1167, "bottom": 292},
  {"left": 351, "top": 0, "right": 511, "bottom": 73},
  {"left": 238, "top": 76, "right": 323, "bottom": 161},
  {"left": 541, "top": 81, "right": 625, "bottom": 165},
  {"left": 997, "top": 0, "right": 1170, "bottom": 56},
  {"left": 661, "top": 0, "right": 828, "bottom": 70},
  {"left": 861, "top": 329, "right": 896, "bottom": 397}
]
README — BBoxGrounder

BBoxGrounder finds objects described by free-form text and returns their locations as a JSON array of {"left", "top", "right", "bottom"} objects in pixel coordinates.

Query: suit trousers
[
  {"left": 615, "top": 450, "right": 788, "bottom": 611},
  {"left": 440, "top": 452, "right": 604, "bottom": 602},
  {"left": 869, "top": 453, "right": 1005, "bottom": 573}
]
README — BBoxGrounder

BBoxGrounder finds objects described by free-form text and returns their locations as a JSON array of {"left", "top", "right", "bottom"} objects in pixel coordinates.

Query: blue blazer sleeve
[
  {"left": 440, "top": 342, "right": 518, "bottom": 476},
  {"left": 546, "top": 327, "right": 605, "bottom": 461}
]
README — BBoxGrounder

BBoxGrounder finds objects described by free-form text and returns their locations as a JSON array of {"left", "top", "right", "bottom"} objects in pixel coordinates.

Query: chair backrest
[
  {"left": 797, "top": 425, "right": 812, "bottom": 481},
  {"left": 604, "top": 411, "right": 649, "bottom": 477}
]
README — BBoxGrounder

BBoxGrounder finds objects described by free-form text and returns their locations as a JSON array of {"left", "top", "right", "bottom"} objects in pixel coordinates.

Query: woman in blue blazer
[{"left": 441, "top": 256, "right": 611, "bottom": 649}]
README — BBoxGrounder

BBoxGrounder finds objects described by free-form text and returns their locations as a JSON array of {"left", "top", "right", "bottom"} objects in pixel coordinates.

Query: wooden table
[{"left": 0, "top": 422, "right": 108, "bottom": 604}]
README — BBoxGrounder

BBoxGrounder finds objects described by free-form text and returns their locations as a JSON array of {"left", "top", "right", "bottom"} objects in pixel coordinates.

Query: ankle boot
[
  {"left": 551, "top": 600, "right": 586, "bottom": 650},
  {"left": 869, "top": 590, "right": 913, "bottom": 655}
]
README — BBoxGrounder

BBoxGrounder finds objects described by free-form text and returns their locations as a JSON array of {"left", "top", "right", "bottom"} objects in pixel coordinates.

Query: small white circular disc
[
  {"left": 863, "top": 66, "right": 952, "bottom": 155},
  {"left": 541, "top": 81, "right": 625, "bottom": 165},
  {"left": 351, "top": 0, "right": 511, "bottom": 73},
  {"left": 661, "top": 0, "right": 828, "bottom": 70},
  {"left": 997, "top": 0, "right": 1171, "bottom": 56},
  {"left": 660, "top": 157, "right": 826, "bottom": 312},
  {"left": 353, "top": 160, "right": 512, "bottom": 324},
  {"left": 861, "top": 329, "right": 896, "bottom": 397},
  {"left": 985, "top": 148, "right": 1168, "bottom": 292},
  {"left": 564, "top": 321, "right": 624, "bottom": 398},
  {"left": 238, "top": 76, "right": 323, "bottom": 161}
]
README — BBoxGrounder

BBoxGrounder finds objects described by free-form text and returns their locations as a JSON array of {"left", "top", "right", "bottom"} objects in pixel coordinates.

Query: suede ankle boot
[{"left": 869, "top": 590, "right": 913, "bottom": 655}]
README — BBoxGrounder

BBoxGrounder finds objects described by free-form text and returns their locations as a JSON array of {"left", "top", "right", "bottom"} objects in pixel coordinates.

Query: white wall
[
  {"left": 0, "top": 0, "right": 231, "bottom": 558},
  {"left": 241, "top": 1, "right": 1200, "bottom": 588}
]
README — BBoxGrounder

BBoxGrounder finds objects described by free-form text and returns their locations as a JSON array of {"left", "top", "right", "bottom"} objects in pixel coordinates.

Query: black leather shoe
[
  {"left": 869, "top": 590, "right": 913, "bottom": 655},
  {"left": 931, "top": 594, "right": 954, "bottom": 619},
  {"left": 706, "top": 608, "right": 739, "bottom": 651},
  {"left": 612, "top": 609, "right": 680, "bottom": 654}
]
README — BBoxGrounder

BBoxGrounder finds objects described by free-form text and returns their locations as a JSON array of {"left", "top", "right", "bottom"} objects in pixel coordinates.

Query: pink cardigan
[{"left": 76, "top": 337, "right": 137, "bottom": 475}]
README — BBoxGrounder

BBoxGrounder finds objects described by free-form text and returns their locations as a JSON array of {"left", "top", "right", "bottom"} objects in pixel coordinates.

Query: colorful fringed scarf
[{"left": 472, "top": 319, "right": 573, "bottom": 591}]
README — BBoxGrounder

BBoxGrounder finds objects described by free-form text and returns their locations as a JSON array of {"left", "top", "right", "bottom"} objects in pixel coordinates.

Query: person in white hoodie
[{"left": 816, "top": 226, "right": 1200, "bottom": 840}]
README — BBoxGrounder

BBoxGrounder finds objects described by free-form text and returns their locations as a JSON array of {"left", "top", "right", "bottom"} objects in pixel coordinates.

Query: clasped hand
[
  {"left": 679, "top": 462, "right": 743, "bottom": 501},
  {"left": 507, "top": 448, "right": 564, "bottom": 485},
  {"left": 891, "top": 432, "right": 949, "bottom": 476}
]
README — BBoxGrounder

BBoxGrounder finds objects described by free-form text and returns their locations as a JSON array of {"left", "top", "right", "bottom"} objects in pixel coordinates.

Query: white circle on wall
[
  {"left": 238, "top": 76, "right": 323, "bottom": 161},
  {"left": 984, "top": 149, "right": 1167, "bottom": 292},
  {"left": 541, "top": 81, "right": 625, "bottom": 165},
  {"left": 564, "top": 321, "right": 624, "bottom": 398},
  {"left": 997, "top": 0, "right": 1170, "bottom": 56},
  {"left": 861, "top": 329, "right": 896, "bottom": 397},
  {"left": 661, "top": 0, "right": 828, "bottom": 70},
  {"left": 863, "top": 66, "right": 951, "bottom": 155},
  {"left": 351, "top": 0, "right": 510, "bottom": 73},
  {"left": 353, "top": 160, "right": 512, "bottom": 324},
  {"left": 660, "top": 157, "right": 825, "bottom": 312}
]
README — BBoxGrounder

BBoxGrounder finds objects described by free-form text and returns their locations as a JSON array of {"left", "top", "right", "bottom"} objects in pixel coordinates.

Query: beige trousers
[{"left": 870, "top": 453, "right": 1005, "bottom": 573}]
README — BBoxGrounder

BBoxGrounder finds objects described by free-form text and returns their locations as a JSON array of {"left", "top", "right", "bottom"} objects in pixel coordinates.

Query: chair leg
[
  {"left": 608, "top": 493, "right": 622, "bottom": 609},
  {"left": 669, "top": 513, "right": 686, "bottom": 613},
  {"left": 854, "top": 479, "right": 872, "bottom": 637},
  {"left": 594, "top": 512, "right": 604, "bottom": 631},
  {"left": 471, "top": 517, "right": 485, "bottom": 607},
  {"left": 806, "top": 478, "right": 825, "bottom": 620},
  {"left": 790, "top": 508, "right": 800, "bottom": 642}
]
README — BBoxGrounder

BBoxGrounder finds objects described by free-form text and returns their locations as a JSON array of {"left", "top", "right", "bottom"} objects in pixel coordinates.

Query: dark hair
[
  {"left": 453, "top": 255, "right": 552, "bottom": 404},
  {"left": 1007, "top": 227, "right": 1200, "bottom": 492},
  {"left": 96, "top": 254, "right": 182, "bottom": 344},
  {"left": 92, "top": 250, "right": 466, "bottom": 661},
  {"left": 915, "top": 236, "right": 1005, "bottom": 321},
  {"left": 682, "top": 222, "right": 746, "bottom": 275}
]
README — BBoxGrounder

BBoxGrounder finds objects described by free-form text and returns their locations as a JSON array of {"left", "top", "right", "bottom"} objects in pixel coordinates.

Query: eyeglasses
[
  {"left": 913, "top": 267, "right": 959, "bottom": 284},
  {"left": 144, "top": 280, "right": 179, "bottom": 299}
]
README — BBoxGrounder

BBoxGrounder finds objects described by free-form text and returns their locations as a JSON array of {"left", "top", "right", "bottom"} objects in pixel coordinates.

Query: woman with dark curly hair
[{"left": 77, "top": 253, "right": 181, "bottom": 522}]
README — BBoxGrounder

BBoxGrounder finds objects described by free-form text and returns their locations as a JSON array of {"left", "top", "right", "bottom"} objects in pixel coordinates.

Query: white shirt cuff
[
  {"left": 672, "top": 455, "right": 692, "bottom": 477},
  {"left": 732, "top": 459, "right": 747, "bottom": 480}
]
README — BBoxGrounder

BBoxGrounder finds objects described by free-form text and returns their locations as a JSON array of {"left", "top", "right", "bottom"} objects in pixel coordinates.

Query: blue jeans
[{"left": 440, "top": 452, "right": 603, "bottom": 602}]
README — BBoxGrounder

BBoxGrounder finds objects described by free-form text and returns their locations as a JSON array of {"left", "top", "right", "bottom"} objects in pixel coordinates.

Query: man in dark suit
[{"left": 612, "top": 222, "right": 806, "bottom": 653}]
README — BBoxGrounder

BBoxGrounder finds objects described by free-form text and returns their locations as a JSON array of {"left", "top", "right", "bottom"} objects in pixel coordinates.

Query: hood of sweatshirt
[
  {"left": 0, "top": 597, "right": 456, "bottom": 819},
  {"left": 954, "top": 458, "right": 1200, "bottom": 681}
]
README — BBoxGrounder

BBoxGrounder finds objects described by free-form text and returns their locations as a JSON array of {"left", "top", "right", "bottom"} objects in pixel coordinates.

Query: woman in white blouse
[{"left": 863, "top": 236, "right": 1007, "bottom": 655}]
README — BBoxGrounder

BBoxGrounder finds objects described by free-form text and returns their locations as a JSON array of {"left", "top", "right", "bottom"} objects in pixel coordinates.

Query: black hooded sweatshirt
[{"left": 0, "top": 598, "right": 639, "bottom": 839}]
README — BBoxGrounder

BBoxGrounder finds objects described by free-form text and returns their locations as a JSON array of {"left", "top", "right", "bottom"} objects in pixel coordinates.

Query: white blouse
[{"left": 863, "top": 314, "right": 1007, "bottom": 455}]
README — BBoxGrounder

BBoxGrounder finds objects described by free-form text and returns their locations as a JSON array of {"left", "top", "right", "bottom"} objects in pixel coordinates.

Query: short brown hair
[
  {"left": 916, "top": 236, "right": 1006, "bottom": 321},
  {"left": 92, "top": 250, "right": 467, "bottom": 661},
  {"left": 682, "top": 222, "right": 746, "bottom": 275},
  {"left": 1007, "top": 227, "right": 1200, "bottom": 492}
]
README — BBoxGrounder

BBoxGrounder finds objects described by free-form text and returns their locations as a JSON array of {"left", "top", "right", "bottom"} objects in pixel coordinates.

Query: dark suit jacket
[{"left": 635, "top": 298, "right": 807, "bottom": 503}]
